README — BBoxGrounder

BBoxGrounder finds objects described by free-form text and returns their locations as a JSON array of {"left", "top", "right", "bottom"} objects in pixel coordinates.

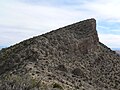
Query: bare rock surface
[{"left": 0, "top": 18, "right": 120, "bottom": 90}]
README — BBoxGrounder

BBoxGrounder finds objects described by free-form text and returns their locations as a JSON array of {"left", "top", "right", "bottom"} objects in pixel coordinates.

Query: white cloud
[
  {"left": 99, "top": 34, "right": 120, "bottom": 48},
  {"left": 81, "top": 0, "right": 120, "bottom": 21}
]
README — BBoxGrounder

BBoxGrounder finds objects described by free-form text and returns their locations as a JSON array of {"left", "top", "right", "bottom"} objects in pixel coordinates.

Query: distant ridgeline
[
  {"left": 112, "top": 48, "right": 120, "bottom": 50},
  {"left": 0, "top": 18, "right": 120, "bottom": 90}
]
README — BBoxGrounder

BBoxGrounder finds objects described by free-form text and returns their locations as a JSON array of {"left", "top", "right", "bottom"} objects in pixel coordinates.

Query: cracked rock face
[{"left": 0, "top": 18, "right": 120, "bottom": 90}]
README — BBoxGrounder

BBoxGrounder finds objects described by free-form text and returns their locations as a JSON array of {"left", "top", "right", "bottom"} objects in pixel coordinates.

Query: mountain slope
[
  {"left": 116, "top": 50, "right": 120, "bottom": 55},
  {"left": 0, "top": 19, "right": 120, "bottom": 90}
]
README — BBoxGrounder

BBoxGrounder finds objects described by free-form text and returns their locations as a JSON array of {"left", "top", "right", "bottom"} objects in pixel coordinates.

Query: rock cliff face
[{"left": 0, "top": 19, "right": 120, "bottom": 90}]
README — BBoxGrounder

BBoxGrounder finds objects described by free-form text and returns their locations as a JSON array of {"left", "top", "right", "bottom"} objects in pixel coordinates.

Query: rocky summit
[{"left": 0, "top": 19, "right": 120, "bottom": 90}]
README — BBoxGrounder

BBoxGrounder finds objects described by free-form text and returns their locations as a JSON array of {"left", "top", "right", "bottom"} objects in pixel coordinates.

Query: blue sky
[{"left": 0, "top": 0, "right": 120, "bottom": 49}]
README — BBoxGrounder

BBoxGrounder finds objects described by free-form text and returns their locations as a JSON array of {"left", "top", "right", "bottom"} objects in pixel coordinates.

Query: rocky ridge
[{"left": 0, "top": 19, "right": 120, "bottom": 90}]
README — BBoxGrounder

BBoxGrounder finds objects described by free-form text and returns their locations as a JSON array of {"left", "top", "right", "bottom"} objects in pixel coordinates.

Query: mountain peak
[
  {"left": 42, "top": 18, "right": 99, "bottom": 54},
  {"left": 0, "top": 19, "right": 120, "bottom": 90}
]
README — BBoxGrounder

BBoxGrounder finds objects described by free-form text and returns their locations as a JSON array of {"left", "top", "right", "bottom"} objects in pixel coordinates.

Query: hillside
[
  {"left": 116, "top": 50, "right": 120, "bottom": 55},
  {"left": 0, "top": 19, "right": 120, "bottom": 90}
]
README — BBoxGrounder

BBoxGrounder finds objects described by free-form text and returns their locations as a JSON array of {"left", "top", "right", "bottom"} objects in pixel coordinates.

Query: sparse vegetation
[{"left": 0, "top": 19, "right": 120, "bottom": 90}]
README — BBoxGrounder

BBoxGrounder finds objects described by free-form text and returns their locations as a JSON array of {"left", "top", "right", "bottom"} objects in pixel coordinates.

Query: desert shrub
[
  {"left": 57, "top": 64, "right": 67, "bottom": 72},
  {"left": 72, "top": 68, "right": 84, "bottom": 77},
  {"left": 2, "top": 74, "right": 41, "bottom": 89},
  {"left": 53, "top": 83, "right": 64, "bottom": 90}
]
